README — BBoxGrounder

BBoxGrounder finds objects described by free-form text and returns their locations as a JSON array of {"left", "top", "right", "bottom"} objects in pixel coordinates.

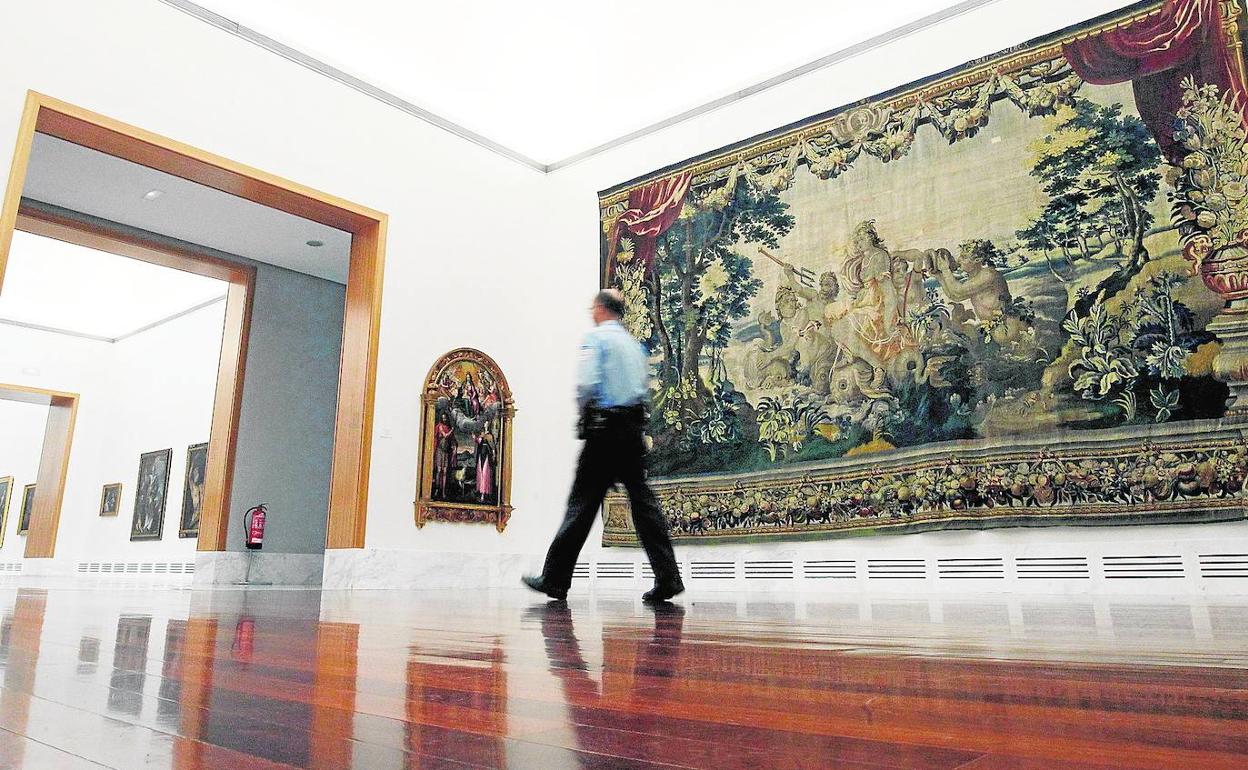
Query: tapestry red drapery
[
  {"left": 1063, "top": 0, "right": 1248, "bottom": 161},
  {"left": 606, "top": 171, "right": 692, "bottom": 276}
]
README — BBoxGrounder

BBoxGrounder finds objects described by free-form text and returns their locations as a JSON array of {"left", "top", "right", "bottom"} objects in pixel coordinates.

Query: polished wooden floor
[{"left": 0, "top": 583, "right": 1245, "bottom": 769}]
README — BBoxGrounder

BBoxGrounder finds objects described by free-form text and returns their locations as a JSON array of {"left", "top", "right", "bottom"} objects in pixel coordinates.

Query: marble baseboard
[
  {"left": 324, "top": 535, "right": 1248, "bottom": 595},
  {"left": 323, "top": 548, "right": 539, "bottom": 590},
  {"left": 194, "top": 552, "right": 324, "bottom": 586}
]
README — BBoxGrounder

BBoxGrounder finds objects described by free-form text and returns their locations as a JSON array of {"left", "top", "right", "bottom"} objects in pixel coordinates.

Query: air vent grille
[
  {"left": 690, "top": 561, "right": 736, "bottom": 580},
  {"left": 572, "top": 562, "right": 590, "bottom": 580},
  {"left": 1015, "top": 556, "right": 1090, "bottom": 579},
  {"left": 1199, "top": 553, "right": 1248, "bottom": 579},
  {"left": 1102, "top": 555, "right": 1184, "bottom": 579},
  {"left": 803, "top": 559, "right": 856, "bottom": 579},
  {"left": 867, "top": 559, "right": 925, "bottom": 579},
  {"left": 595, "top": 562, "right": 635, "bottom": 580},
  {"left": 76, "top": 562, "right": 194, "bottom": 576},
  {"left": 937, "top": 557, "right": 1004, "bottom": 579},
  {"left": 744, "top": 560, "right": 794, "bottom": 580},
  {"left": 641, "top": 563, "right": 684, "bottom": 580}
]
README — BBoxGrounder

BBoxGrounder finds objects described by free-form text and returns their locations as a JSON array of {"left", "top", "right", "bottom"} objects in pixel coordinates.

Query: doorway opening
[
  {"left": 0, "top": 92, "right": 386, "bottom": 565},
  {"left": 0, "top": 385, "right": 77, "bottom": 559}
]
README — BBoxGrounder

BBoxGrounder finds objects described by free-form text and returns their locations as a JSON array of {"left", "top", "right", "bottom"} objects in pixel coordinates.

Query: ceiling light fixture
[
  {"left": 306, "top": 239, "right": 324, "bottom": 247},
  {"left": 142, "top": 189, "right": 164, "bottom": 201}
]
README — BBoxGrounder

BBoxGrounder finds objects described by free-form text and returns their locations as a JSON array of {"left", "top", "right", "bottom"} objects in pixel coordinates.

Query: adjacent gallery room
[{"left": 0, "top": 0, "right": 1246, "bottom": 768}]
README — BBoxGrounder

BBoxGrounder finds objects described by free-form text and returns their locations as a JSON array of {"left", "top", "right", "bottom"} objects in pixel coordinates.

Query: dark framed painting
[
  {"left": 17, "top": 484, "right": 34, "bottom": 536},
  {"left": 131, "top": 449, "right": 172, "bottom": 541},
  {"left": 414, "top": 348, "right": 515, "bottom": 532},
  {"left": 179, "top": 443, "right": 207, "bottom": 538},
  {"left": 0, "top": 477, "right": 12, "bottom": 548},
  {"left": 99, "top": 483, "right": 122, "bottom": 517},
  {"left": 598, "top": 0, "right": 1248, "bottom": 545}
]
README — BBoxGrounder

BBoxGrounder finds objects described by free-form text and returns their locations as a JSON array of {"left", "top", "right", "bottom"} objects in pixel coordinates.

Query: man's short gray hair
[{"left": 594, "top": 289, "right": 626, "bottom": 318}]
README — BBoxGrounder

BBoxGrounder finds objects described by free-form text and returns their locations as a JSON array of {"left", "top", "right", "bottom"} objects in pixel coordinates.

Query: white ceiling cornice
[{"left": 158, "top": 0, "right": 1003, "bottom": 174}]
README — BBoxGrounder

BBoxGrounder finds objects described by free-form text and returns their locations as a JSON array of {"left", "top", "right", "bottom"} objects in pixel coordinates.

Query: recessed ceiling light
[
  {"left": 142, "top": 189, "right": 163, "bottom": 201},
  {"left": 306, "top": 239, "right": 324, "bottom": 248}
]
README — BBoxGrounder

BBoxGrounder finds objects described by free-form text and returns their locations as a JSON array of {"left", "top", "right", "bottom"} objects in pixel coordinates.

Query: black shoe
[
  {"left": 522, "top": 575, "right": 567, "bottom": 601},
  {"left": 643, "top": 581, "right": 685, "bottom": 603}
]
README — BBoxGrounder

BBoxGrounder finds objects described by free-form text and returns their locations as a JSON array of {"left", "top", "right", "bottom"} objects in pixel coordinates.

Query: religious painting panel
[
  {"left": 179, "top": 443, "right": 207, "bottom": 538},
  {"left": 0, "top": 477, "right": 11, "bottom": 548},
  {"left": 599, "top": 0, "right": 1248, "bottom": 544},
  {"left": 99, "top": 483, "right": 121, "bottom": 517},
  {"left": 131, "top": 449, "right": 172, "bottom": 541},
  {"left": 414, "top": 348, "right": 515, "bottom": 531},
  {"left": 17, "top": 484, "right": 34, "bottom": 536}
]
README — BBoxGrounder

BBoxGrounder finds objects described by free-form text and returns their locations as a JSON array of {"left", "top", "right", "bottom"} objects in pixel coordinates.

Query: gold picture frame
[
  {"left": 0, "top": 476, "right": 12, "bottom": 548},
  {"left": 17, "top": 484, "right": 35, "bottom": 535},
  {"left": 99, "top": 483, "right": 122, "bottom": 517},
  {"left": 414, "top": 348, "right": 515, "bottom": 532},
  {"left": 179, "top": 443, "right": 207, "bottom": 538}
]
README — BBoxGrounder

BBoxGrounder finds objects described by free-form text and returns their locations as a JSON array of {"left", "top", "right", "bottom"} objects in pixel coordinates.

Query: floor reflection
[
  {"left": 107, "top": 615, "right": 151, "bottom": 716},
  {"left": 0, "top": 586, "right": 1240, "bottom": 769}
]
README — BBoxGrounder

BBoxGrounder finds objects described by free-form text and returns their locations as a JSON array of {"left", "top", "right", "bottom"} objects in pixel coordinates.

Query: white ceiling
[
  {"left": 0, "top": 231, "right": 228, "bottom": 340},
  {"left": 24, "top": 133, "right": 352, "bottom": 284},
  {"left": 187, "top": 0, "right": 974, "bottom": 165}
]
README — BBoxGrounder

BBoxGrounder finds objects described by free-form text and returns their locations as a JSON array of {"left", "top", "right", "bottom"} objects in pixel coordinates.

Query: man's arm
[{"left": 576, "top": 332, "right": 603, "bottom": 409}]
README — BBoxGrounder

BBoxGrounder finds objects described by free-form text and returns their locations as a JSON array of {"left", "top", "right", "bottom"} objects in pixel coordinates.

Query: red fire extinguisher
[{"left": 244, "top": 504, "right": 267, "bottom": 550}]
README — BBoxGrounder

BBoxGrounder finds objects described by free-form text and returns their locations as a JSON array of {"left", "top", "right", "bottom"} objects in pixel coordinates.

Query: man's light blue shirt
[{"left": 577, "top": 320, "right": 648, "bottom": 408}]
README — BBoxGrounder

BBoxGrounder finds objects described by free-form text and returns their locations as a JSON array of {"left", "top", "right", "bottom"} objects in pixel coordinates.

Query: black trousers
[{"left": 540, "top": 415, "right": 680, "bottom": 591}]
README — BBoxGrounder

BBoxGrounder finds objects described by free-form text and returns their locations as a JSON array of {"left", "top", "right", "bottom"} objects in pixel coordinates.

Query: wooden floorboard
[{"left": 0, "top": 584, "right": 1243, "bottom": 769}]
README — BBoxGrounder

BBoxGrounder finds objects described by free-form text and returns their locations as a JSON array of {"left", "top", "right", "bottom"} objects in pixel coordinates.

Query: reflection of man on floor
[{"left": 532, "top": 601, "right": 685, "bottom": 712}]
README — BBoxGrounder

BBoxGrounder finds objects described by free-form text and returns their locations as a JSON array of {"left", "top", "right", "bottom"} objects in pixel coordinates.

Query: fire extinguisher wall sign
[{"left": 244, "top": 504, "right": 267, "bottom": 550}]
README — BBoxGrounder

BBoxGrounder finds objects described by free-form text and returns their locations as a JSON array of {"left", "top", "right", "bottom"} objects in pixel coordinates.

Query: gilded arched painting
[{"left": 415, "top": 349, "right": 515, "bottom": 531}]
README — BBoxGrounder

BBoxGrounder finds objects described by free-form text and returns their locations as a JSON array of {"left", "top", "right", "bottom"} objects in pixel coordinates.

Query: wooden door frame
[
  {"left": 0, "top": 91, "right": 387, "bottom": 552},
  {"left": 0, "top": 384, "right": 78, "bottom": 558}
]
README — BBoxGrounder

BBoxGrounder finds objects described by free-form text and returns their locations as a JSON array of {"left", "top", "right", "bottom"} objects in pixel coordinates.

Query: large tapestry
[{"left": 599, "top": 0, "right": 1248, "bottom": 544}]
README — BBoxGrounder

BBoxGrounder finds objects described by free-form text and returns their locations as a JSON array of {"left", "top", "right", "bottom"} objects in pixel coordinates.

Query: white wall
[
  {"left": 4, "top": 0, "right": 1245, "bottom": 590},
  {"left": 0, "top": 297, "right": 225, "bottom": 568},
  {"left": 0, "top": 0, "right": 559, "bottom": 579},
  {"left": 538, "top": 0, "right": 1248, "bottom": 588}
]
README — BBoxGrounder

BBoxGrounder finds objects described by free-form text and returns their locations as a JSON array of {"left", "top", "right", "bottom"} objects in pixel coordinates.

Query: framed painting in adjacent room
[
  {"left": 415, "top": 348, "right": 515, "bottom": 532},
  {"left": 131, "top": 449, "right": 171, "bottom": 541},
  {"left": 17, "top": 484, "right": 35, "bottom": 536},
  {"left": 0, "top": 476, "right": 12, "bottom": 547},
  {"left": 179, "top": 443, "right": 207, "bottom": 538},
  {"left": 99, "top": 483, "right": 122, "bottom": 517}
]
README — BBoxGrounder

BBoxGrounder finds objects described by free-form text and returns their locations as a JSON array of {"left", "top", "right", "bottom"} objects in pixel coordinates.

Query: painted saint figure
[
  {"left": 433, "top": 411, "right": 457, "bottom": 500},
  {"left": 464, "top": 373, "right": 482, "bottom": 418},
  {"left": 475, "top": 426, "right": 496, "bottom": 502}
]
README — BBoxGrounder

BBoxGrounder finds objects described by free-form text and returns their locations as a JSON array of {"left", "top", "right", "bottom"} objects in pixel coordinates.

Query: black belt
[{"left": 579, "top": 403, "right": 645, "bottom": 438}]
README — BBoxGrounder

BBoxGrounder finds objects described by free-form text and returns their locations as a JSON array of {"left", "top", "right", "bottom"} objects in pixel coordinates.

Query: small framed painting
[
  {"left": 131, "top": 449, "right": 172, "bottom": 541},
  {"left": 0, "top": 476, "right": 12, "bottom": 548},
  {"left": 17, "top": 484, "right": 35, "bottom": 535},
  {"left": 100, "top": 483, "right": 122, "bottom": 517},
  {"left": 179, "top": 443, "right": 207, "bottom": 538}
]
